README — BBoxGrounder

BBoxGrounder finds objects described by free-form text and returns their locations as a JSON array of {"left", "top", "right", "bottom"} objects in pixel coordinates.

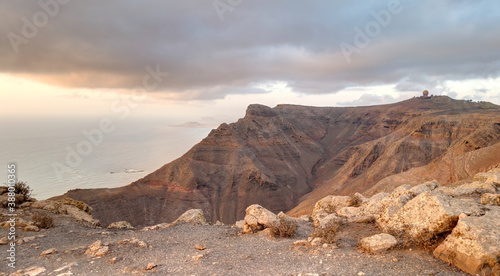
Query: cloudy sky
[{"left": 1, "top": 0, "right": 500, "bottom": 123}]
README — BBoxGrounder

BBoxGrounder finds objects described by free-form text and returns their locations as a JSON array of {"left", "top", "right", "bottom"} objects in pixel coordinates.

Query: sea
[{"left": 0, "top": 117, "right": 211, "bottom": 200}]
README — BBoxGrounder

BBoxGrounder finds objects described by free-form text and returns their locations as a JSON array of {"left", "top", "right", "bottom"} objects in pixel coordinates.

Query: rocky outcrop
[{"left": 434, "top": 207, "right": 500, "bottom": 276}]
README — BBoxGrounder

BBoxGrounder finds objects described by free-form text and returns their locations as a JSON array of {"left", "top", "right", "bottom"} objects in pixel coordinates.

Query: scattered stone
[
  {"left": 108, "top": 221, "right": 135, "bottom": 230},
  {"left": 195, "top": 244, "right": 206, "bottom": 250},
  {"left": 53, "top": 263, "right": 77, "bottom": 272},
  {"left": 118, "top": 237, "right": 147, "bottom": 248},
  {"left": 40, "top": 248, "right": 58, "bottom": 256},
  {"left": 10, "top": 266, "right": 46, "bottom": 276},
  {"left": 310, "top": 237, "right": 324, "bottom": 247},
  {"left": 18, "top": 236, "right": 36, "bottom": 244},
  {"left": 359, "top": 233, "right": 398, "bottom": 254},
  {"left": 145, "top": 263, "right": 157, "bottom": 270},
  {"left": 192, "top": 254, "right": 204, "bottom": 261},
  {"left": 434, "top": 207, "right": 500, "bottom": 276},
  {"left": 482, "top": 193, "right": 500, "bottom": 206},
  {"left": 293, "top": 240, "right": 308, "bottom": 246},
  {"left": 107, "top": 257, "right": 120, "bottom": 264},
  {"left": 0, "top": 236, "right": 7, "bottom": 245},
  {"left": 85, "top": 240, "right": 109, "bottom": 257},
  {"left": 214, "top": 220, "right": 223, "bottom": 226},
  {"left": 24, "top": 225, "right": 40, "bottom": 232}
]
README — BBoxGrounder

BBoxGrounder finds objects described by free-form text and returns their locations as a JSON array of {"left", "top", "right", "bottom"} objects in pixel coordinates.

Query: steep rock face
[{"left": 60, "top": 97, "right": 500, "bottom": 227}]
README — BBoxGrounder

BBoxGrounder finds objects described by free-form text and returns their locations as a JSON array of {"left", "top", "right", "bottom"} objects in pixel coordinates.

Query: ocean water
[{"left": 0, "top": 117, "right": 211, "bottom": 200}]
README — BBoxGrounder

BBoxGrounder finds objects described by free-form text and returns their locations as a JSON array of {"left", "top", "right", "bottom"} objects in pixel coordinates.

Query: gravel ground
[{"left": 0, "top": 210, "right": 467, "bottom": 276}]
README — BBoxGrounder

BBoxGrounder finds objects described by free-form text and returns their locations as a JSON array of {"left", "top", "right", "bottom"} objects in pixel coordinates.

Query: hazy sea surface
[{"left": 0, "top": 117, "right": 210, "bottom": 200}]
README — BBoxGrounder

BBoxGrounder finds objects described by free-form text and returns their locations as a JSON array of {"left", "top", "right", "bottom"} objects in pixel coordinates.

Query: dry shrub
[
  {"left": 14, "top": 181, "right": 32, "bottom": 200},
  {"left": 269, "top": 217, "right": 298, "bottom": 238},
  {"left": 32, "top": 212, "right": 54, "bottom": 229},
  {"left": 311, "top": 221, "right": 341, "bottom": 244}
]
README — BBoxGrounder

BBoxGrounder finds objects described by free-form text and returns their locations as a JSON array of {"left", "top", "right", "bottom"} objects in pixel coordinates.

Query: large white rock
[
  {"left": 379, "top": 191, "right": 484, "bottom": 240},
  {"left": 359, "top": 233, "right": 398, "bottom": 254},
  {"left": 311, "top": 195, "right": 351, "bottom": 227},
  {"left": 173, "top": 209, "right": 208, "bottom": 226},
  {"left": 434, "top": 207, "right": 500, "bottom": 276},
  {"left": 243, "top": 204, "right": 277, "bottom": 233}
]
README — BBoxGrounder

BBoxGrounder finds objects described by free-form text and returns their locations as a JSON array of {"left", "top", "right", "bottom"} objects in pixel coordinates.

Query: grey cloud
[{"left": 1, "top": 0, "right": 500, "bottom": 99}]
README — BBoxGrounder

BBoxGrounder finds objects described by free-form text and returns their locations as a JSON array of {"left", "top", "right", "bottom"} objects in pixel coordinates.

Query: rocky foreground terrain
[
  {"left": 1, "top": 169, "right": 499, "bottom": 275},
  {"left": 57, "top": 96, "right": 500, "bottom": 227}
]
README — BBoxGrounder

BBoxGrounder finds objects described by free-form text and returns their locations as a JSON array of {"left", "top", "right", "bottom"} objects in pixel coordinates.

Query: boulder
[
  {"left": 379, "top": 191, "right": 484, "bottom": 241},
  {"left": 375, "top": 186, "right": 416, "bottom": 224},
  {"left": 434, "top": 207, "right": 500, "bottom": 276},
  {"left": 359, "top": 233, "right": 398, "bottom": 253},
  {"left": 482, "top": 193, "right": 500, "bottom": 206},
  {"left": 311, "top": 195, "right": 351, "bottom": 227},
  {"left": 108, "top": 221, "right": 135, "bottom": 230},
  {"left": 243, "top": 204, "right": 277, "bottom": 233},
  {"left": 172, "top": 209, "right": 208, "bottom": 226}
]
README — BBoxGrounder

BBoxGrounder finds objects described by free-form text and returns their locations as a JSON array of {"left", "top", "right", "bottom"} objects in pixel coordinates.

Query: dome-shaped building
[{"left": 422, "top": 90, "right": 429, "bottom": 97}]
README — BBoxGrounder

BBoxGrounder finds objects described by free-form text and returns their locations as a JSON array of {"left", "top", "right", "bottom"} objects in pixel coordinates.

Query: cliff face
[{"left": 61, "top": 96, "right": 500, "bottom": 227}]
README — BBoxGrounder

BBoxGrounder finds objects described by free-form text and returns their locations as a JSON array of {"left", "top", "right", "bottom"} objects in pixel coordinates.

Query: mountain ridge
[{"left": 58, "top": 96, "right": 500, "bottom": 227}]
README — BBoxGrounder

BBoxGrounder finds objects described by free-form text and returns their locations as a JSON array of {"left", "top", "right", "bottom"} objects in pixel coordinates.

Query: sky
[{"left": 1, "top": 0, "right": 500, "bottom": 125}]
